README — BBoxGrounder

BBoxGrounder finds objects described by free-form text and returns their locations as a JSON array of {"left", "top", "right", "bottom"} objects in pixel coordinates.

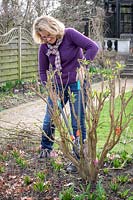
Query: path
[{"left": 0, "top": 78, "right": 132, "bottom": 132}]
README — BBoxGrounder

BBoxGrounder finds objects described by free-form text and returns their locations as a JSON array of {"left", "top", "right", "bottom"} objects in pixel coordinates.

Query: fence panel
[{"left": 0, "top": 26, "right": 38, "bottom": 85}]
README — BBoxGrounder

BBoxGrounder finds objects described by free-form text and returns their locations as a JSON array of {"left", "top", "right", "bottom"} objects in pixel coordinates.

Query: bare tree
[
  {"left": 0, "top": 0, "right": 59, "bottom": 31},
  {"left": 52, "top": 0, "right": 106, "bottom": 35},
  {"left": 0, "top": 0, "right": 105, "bottom": 32},
  {"left": 53, "top": 0, "right": 95, "bottom": 31}
]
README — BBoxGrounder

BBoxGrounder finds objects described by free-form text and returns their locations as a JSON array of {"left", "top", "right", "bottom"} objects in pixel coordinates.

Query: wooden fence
[{"left": 0, "top": 26, "right": 39, "bottom": 85}]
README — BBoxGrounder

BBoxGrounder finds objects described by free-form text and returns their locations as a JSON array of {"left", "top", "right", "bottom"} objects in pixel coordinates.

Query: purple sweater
[{"left": 38, "top": 28, "right": 99, "bottom": 85}]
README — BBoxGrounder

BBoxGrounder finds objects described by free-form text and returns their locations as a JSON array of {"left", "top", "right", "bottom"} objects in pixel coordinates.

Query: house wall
[{"left": 104, "top": 0, "right": 133, "bottom": 38}]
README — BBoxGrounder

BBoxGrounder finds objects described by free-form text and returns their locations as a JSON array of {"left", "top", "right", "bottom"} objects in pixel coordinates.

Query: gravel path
[{"left": 0, "top": 78, "right": 132, "bottom": 131}]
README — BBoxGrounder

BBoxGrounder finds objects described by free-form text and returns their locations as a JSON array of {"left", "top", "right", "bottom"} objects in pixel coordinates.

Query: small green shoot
[
  {"left": 118, "top": 189, "right": 130, "bottom": 199},
  {"left": 103, "top": 168, "right": 109, "bottom": 174},
  {"left": 0, "top": 153, "right": 8, "bottom": 161},
  {"left": 117, "top": 175, "right": 129, "bottom": 184},
  {"left": 51, "top": 160, "right": 63, "bottom": 172},
  {"left": 12, "top": 149, "right": 20, "bottom": 159},
  {"left": 36, "top": 171, "right": 46, "bottom": 181},
  {"left": 112, "top": 159, "right": 122, "bottom": 168},
  {"left": 78, "top": 183, "right": 93, "bottom": 199},
  {"left": 0, "top": 165, "right": 5, "bottom": 173},
  {"left": 74, "top": 194, "right": 87, "bottom": 200},
  {"left": 127, "top": 196, "right": 133, "bottom": 200},
  {"left": 95, "top": 180, "right": 107, "bottom": 200},
  {"left": 59, "top": 186, "right": 75, "bottom": 200},
  {"left": 110, "top": 181, "right": 119, "bottom": 192},
  {"left": 24, "top": 175, "right": 32, "bottom": 185},
  {"left": 120, "top": 150, "right": 128, "bottom": 160},
  {"left": 16, "top": 157, "right": 27, "bottom": 168},
  {"left": 33, "top": 181, "right": 50, "bottom": 192},
  {"left": 33, "top": 181, "right": 45, "bottom": 192}
]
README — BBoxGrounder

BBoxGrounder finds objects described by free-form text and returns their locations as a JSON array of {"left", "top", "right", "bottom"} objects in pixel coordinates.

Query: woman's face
[{"left": 39, "top": 30, "right": 57, "bottom": 44}]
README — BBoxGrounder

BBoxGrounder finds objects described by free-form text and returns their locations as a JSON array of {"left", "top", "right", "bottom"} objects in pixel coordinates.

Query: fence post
[{"left": 18, "top": 25, "right": 22, "bottom": 80}]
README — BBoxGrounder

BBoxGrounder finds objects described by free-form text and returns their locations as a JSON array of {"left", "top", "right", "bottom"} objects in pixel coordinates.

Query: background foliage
[{"left": 0, "top": 0, "right": 104, "bottom": 33}]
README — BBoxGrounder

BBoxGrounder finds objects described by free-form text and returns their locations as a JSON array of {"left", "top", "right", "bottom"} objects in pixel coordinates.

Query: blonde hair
[{"left": 32, "top": 15, "right": 65, "bottom": 44}]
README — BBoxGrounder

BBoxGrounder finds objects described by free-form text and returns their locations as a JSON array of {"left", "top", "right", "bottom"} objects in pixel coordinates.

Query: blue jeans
[{"left": 41, "top": 81, "right": 86, "bottom": 150}]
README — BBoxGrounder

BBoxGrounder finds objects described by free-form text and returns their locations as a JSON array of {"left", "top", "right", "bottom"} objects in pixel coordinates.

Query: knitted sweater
[{"left": 38, "top": 28, "right": 99, "bottom": 85}]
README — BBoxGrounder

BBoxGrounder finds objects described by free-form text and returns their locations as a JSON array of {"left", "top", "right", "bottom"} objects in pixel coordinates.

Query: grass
[
  {"left": 97, "top": 91, "right": 133, "bottom": 154},
  {"left": 54, "top": 91, "right": 133, "bottom": 154}
]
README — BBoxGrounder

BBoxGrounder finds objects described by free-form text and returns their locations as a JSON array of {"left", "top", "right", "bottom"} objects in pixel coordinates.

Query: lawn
[{"left": 97, "top": 91, "right": 133, "bottom": 154}]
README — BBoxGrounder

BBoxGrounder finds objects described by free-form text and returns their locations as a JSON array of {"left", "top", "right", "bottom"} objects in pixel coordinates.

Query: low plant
[
  {"left": 0, "top": 165, "right": 5, "bottom": 173},
  {"left": 0, "top": 78, "right": 44, "bottom": 95},
  {"left": 103, "top": 168, "right": 109, "bottom": 174},
  {"left": 117, "top": 174, "right": 129, "bottom": 184},
  {"left": 0, "top": 79, "right": 25, "bottom": 93},
  {"left": 51, "top": 159, "right": 63, "bottom": 172},
  {"left": 11, "top": 148, "right": 27, "bottom": 168},
  {"left": 12, "top": 149, "right": 20, "bottom": 159},
  {"left": 74, "top": 194, "right": 87, "bottom": 200},
  {"left": 33, "top": 171, "right": 50, "bottom": 192},
  {"left": 95, "top": 180, "right": 106, "bottom": 200},
  {"left": 110, "top": 181, "right": 119, "bottom": 192},
  {"left": 79, "top": 183, "right": 93, "bottom": 199},
  {"left": 59, "top": 180, "right": 106, "bottom": 200},
  {"left": 118, "top": 189, "right": 130, "bottom": 199},
  {"left": 0, "top": 81, "right": 15, "bottom": 92},
  {"left": 112, "top": 158, "right": 122, "bottom": 168},
  {"left": 119, "top": 151, "right": 133, "bottom": 167},
  {"left": 33, "top": 181, "right": 45, "bottom": 192},
  {"left": 16, "top": 157, "right": 27, "bottom": 168},
  {"left": 127, "top": 195, "right": 133, "bottom": 200},
  {"left": 33, "top": 180, "right": 50, "bottom": 192},
  {"left": 24, "top": 175, "right": 32, "bottom": 185},
  {"left": 0, "top": 152, "right": 8, "bottom": 161},
  {"left": 59, "top": 186, "right": 75, "bottom": 200},
  {"left": 120, "top": 150, "right": 128, "bottom": 160},
  {"left": 36, "top": 171, "right": 46, "bottom": 181}
]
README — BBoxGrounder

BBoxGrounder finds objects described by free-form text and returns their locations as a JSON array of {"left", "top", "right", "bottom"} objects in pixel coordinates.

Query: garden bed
[
  {"left": 0, "top": 90, "right": 39, "bottom": 111},
  {"left": 0, "top": 138, "right": 133, "bottom": 200}
]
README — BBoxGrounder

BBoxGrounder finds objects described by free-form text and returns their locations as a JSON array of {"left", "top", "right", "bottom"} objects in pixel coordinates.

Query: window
[{"left": 120, "top": 5, "right": 133, "bottom": 34}]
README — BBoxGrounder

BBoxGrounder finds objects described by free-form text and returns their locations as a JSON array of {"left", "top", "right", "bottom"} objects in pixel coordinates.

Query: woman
[{"left": 32, "top": 15, "right": 99, "bottom": 165}]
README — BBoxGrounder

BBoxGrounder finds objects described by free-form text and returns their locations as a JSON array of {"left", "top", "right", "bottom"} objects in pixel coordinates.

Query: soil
[
  {"left": 0, "top": 80, "right": 133, "bottom": 200},
  {"left": 0, "top": 141, "right": 133, "bottom": 200},
  {"left": 0, "top": 91, "right": 39, "bottom": 111}
]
